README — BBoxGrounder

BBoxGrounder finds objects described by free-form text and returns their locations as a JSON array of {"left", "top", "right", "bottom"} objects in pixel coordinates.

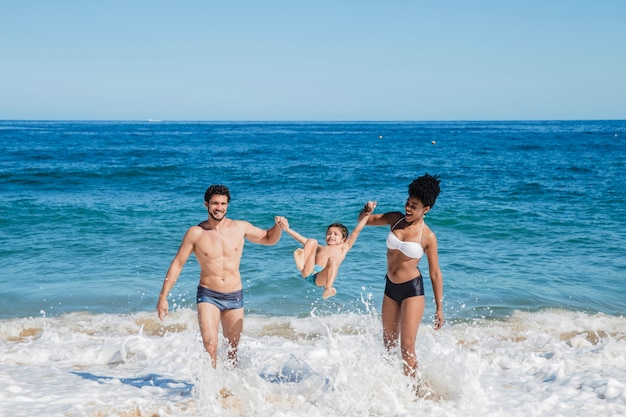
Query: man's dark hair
[
  {"left": 327, "top": 223, "right": 349, "bottom": 240},
  {"left": 408, "top": 174, "right": 440, "bottom": 208},
  {"left": 204, "top": 184, "right": 231, "bottom": 202}
]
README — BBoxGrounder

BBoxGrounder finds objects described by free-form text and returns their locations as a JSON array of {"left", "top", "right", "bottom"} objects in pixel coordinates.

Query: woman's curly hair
[{"left": 408, "top": 174, "right": 440, "bottom": 207}]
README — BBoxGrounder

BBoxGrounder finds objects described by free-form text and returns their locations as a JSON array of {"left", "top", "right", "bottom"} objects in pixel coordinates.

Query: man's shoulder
[
  {"left": 185, "top": 224, "right": 206, "bottom": 237},
  {"left": 194, "top": 221, "right": 207, "bottom": 228},
  {"left": 214, "top": 219, "right": 258, "bottom": 239},
  {"left": 227, "top": 218, "right": 254, "bottom": 229}
]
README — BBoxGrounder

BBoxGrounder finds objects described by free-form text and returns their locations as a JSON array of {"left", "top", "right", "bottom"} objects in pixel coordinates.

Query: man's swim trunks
[
  {"left": 196, "top": 286, "right": 244, "bottom": 311},
  {"left": 304, "top": 265, "right": 324, "bottom": 286},
  {"left": 384, "top": 274, "right": 424, "bottom": 302}
]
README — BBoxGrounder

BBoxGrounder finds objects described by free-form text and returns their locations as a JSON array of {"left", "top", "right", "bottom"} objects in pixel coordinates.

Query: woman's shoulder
[
  {"left": 422, "top": 222, "right": 438, "bottom": 244},
  {"left": 384, "top": 211, "right": 404, "bottom": 223}
]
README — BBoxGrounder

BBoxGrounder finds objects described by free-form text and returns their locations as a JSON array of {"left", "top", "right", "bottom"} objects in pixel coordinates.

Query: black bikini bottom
[{"left": 384, "top": 274, "right": 424, "bottom": 302}]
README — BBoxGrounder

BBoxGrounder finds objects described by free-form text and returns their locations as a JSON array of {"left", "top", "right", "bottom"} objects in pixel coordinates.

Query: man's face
[{"left": 206, "top": 194, "right": 229, "bottom": 221}]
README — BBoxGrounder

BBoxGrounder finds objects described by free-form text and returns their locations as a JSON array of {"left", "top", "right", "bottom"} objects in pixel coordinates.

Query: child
[{"left": 275, "top": 201, "right": 376, "bottom": 298}]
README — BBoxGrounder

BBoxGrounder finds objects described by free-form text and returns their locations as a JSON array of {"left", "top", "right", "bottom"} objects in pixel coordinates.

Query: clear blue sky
[{"left": 2, "top": 1, "right": 625, "bottom": 121}]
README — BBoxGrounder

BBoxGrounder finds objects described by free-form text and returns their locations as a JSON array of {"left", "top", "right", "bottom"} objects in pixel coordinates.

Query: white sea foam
[{"left": 1, "top": 309, "right": 625, "bottom": 417}]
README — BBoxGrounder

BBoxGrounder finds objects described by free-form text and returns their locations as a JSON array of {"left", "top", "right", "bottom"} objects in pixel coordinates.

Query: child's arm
[
  {"left": 345, "top": 201, "right": 377, "bottom": 250},
  {"left": 275, "top": 216, "right": 309, "bottom": 245}
]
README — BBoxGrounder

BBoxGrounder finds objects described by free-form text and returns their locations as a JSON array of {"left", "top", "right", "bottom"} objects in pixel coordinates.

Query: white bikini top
[{"left": 386, "top": 217, "right": 424, "bottom": 259}]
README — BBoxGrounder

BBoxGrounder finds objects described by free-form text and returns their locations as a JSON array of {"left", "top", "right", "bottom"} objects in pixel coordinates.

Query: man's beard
[{"left": 209, "top": 211, "right": 225, "bottom": 221}]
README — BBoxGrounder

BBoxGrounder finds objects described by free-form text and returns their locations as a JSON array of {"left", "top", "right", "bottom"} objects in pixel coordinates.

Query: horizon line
[{"left": 1, "top": 118, "right": 625, "bottom": 123}]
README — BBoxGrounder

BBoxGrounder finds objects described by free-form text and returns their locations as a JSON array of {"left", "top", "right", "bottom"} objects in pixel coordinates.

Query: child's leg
[
  {"left": 294, "top": 239, "right": 318, "bottom": 278},
  {"left": 315, "top": 256, "right": 338, "bottom": 299}
]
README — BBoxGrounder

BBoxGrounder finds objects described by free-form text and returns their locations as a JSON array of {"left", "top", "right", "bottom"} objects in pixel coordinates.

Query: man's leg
[
  {"left": 197, "top": 302, "right": 222, "bottom": 367},
  {"left": 220, "top": 307, "right": 244, "bottom": 366}
]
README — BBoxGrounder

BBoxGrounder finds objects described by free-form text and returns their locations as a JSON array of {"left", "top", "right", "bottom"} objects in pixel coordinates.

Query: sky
[{"left": 1, "top": 1, "right": 625, "bottom": 121}]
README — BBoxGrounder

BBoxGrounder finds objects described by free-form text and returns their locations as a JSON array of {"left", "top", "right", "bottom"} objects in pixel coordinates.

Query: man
[{"left": 157, "top": 184, "right": 282, "bottom": 367}]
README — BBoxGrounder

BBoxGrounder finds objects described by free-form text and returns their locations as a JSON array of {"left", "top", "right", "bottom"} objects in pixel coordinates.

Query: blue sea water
[
  {"left": 1, "top": 120, "right": 625, "bottom": 417},
  {"left": 1, "top": 120, "right": 624, "bottom": 319}
]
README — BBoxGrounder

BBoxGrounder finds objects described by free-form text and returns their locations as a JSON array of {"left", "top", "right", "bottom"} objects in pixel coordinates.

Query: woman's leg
[
  {"left": 381, "top": 294, "right": 401, "bottom": 351},
  {"left": 399, "top": 295, "right": 425, "bottom": 377}
]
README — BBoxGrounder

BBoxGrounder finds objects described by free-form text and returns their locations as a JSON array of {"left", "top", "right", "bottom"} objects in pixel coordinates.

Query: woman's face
[{"left": 405, "top": 197, "right": 429, "bottom": 222}]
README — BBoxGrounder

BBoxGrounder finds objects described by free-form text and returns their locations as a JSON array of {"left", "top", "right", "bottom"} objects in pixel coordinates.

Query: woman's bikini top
[{"left": 386, "top": 217, "right": 424, "bottom": 259}]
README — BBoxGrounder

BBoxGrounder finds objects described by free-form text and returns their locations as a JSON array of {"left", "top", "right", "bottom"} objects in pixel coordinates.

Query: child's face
[{"left": 326, "top": 227, "right": 345, "bottom": 245}]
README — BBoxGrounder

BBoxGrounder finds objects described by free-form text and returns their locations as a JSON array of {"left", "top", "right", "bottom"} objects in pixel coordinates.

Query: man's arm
[
  {"left": 157, "top": 227, "right": 197, "bottom": 320},
  {"left": 244, "top": 218, "right": 283, "bottom": 245}
]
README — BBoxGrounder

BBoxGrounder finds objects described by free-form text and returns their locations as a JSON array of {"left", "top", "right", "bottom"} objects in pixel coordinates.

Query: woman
[{"left": 359, "top": 174, "right": 444, "bottom": 377}]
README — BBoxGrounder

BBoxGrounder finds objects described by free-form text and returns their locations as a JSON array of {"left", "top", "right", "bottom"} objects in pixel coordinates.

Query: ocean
[{"left": 1, "top": 120, "right": 625, "bottom": 416}]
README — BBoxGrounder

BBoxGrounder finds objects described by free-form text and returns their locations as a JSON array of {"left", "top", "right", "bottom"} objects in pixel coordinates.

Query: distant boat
[{"left": 147, "top": 119, "right": 161, "bottom": 122}]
